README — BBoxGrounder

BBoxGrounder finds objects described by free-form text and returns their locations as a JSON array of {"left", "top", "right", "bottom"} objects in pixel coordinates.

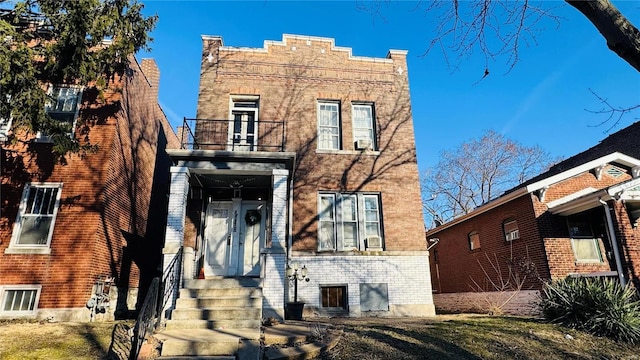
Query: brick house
[
  {"left": 161, "top": 34, "right": 435, "bottom": 327},
  {"left": 427, "top": 121, "right": 640, "bottom": 315},
  {"left": 0, "top": 58, "right": 179, "bottom": 321}
]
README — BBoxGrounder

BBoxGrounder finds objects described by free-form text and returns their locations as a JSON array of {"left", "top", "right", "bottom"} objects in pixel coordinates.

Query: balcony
[{"left": 179, "top": 118, "right": 285, "bottom": 152}]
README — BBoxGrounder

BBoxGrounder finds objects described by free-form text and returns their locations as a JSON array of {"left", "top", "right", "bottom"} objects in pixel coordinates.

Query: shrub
[{"left": 541, "top": 277, "right": 640, "bottom": 343}]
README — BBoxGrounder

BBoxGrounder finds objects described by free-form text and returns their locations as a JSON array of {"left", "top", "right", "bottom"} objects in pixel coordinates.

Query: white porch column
[
  {"left": 262, "top": 169, "right": 289, "bottom": 320},
  {"left": 270, "top": 169, "right": 289, "bottom": 250},
  {"left": 162, "top": 166, "right": 190, "bottom": 317}
]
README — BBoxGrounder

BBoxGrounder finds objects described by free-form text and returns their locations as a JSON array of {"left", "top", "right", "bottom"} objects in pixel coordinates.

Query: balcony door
[{"left": 228, "top": 96, "right": 259, "bottom": 151}]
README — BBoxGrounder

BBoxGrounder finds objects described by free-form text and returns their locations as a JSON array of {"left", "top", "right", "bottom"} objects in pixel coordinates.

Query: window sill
[
  {"left": 574, "top": 260, "right": 604, "bottom": 265},
  {"left": 0, "top": 311, "right": 38, "bottom": 319},
  {"left": 316, "top": 149, "right": 380, "bottom": 156},
  {"left": 4, "top": 247, "right": 52, "bottom": 255}
]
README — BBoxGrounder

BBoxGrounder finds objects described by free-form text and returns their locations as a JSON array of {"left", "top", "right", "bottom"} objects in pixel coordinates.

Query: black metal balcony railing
[{"left": 180, "top": 118, "right": 285, "bottom": 152}]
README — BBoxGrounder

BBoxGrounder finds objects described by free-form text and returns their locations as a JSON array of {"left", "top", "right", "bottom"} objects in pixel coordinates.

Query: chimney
[{"left": 140, "top": 58, "right": 160, "bottom": 99}]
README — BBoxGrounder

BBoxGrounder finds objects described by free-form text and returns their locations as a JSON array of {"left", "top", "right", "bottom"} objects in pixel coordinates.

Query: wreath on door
[{"left": 245, "top": 209, "right": 261, "bottom": 226}]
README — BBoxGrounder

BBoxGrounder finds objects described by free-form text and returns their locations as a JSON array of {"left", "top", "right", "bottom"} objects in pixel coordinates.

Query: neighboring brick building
[
  {"left": 0, "top": 57, "right": 179, "bottom": 321},
  {"left": 427, "top": 122, "right": 640, "bottom": 315},
  {"left": 162, "top": 34, "right": 435, "bottom": 322}
]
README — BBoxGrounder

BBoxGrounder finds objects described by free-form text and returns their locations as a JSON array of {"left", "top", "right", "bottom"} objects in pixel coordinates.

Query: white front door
[
  {"left": 204, "top": 200, "right": 265, "bottom": 277},
  {"left": 238, "top": 202, "right": 266, "bottom": 276},
  {"left": 204, "top": 202, "right": 233, "bottom": 277}
]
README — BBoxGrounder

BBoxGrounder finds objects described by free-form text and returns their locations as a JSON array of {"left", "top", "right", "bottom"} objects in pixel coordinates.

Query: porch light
[{"left": 286, "top": 262, "right": 310, "bottom": 303}]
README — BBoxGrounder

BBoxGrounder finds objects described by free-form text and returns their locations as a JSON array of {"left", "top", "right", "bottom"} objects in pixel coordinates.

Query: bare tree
[
  {"left": 422, "top": 130, "right": 555, "bottom": 226},
  {"left": 412, "top": 0, "right": 639, "bottom": 73}
]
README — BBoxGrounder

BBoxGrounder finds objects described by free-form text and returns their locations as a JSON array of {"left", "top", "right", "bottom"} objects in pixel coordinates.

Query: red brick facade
[
  {"left": 0, "top": 58, "right": 179, "bottom": 320},
  {"left": 428, "top": 123, "right": 640, "bottom": 314}
]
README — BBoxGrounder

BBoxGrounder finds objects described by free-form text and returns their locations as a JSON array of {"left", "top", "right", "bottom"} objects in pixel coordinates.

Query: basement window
[
  {"left": 320, "top": 285, "right": 347, "bottom": 311},
  {"left": 0, "top": 285, "right": 41, "bottom": 317}
]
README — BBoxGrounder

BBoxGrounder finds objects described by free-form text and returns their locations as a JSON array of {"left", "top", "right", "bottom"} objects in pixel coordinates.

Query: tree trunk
[{"left": 566, "top": 0, "right": 640, "bottom": 72}]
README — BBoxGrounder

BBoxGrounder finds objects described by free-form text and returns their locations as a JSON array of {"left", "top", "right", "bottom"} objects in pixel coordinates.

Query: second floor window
[
  {"left": 38, "top": 85, "right": 82, "bottom": 141},
  {"left": 352, "top": 103, "right": 375, "bottom": 150},
  {"left": 317, "top": 101, "right": 340, "bottom": 150}
]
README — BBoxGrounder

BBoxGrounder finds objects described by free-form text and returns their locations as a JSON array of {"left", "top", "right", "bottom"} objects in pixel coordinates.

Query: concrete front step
[
  {"left": 184, "top": 278, "right": 262, "bottom": 289},
  {"left": 179, "top": 287, "right": 263, "bottom": 299},
  {"left": 171, "top": 307, "right": 261, "bottom": 321},
  {"left": 158, "top": 357, "right": 235, "bottom": 360},
  {"left": 176, "top": 296, "right": 262, "bottom": 309},
  {"left": 156, "top": 328, "right": 260, "bottom": 358},
  {"left": 165, "top": 319, "right": 262, "bottom": 330}
]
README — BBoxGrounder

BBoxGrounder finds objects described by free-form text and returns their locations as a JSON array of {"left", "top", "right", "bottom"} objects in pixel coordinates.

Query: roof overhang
[
  {"left": 427, "top": 152, "right": 640, "bottom": 235},
  {"left": 548, "top": 176, "right": 640, "bottom": 216}
]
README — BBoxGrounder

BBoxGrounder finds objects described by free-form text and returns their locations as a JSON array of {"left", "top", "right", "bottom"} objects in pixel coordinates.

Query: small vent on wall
[{"left": 606, "top": 166, "right": 626, "bottom": 179}]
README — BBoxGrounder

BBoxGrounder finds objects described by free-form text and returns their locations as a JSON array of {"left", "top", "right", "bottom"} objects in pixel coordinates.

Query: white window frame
[
  {"left": 0, "top": 94, "right": 12, "bottom": 142},
  {"left": 567, "top": 215, "right": 603, "bottom": 263},
  {"left": 468, "top": 231, "right": 480, "bottom": 250},
  {"left": 0, "top": 285, "right": 42, "bottom": 318},
  {"left": 317, "top": 192, "right": 383, "bottom": 251},
  {"left": 317, "top": 101, "right": 341, "bottom": 150},
  {"left": 503, "top": 218, "right": 520, "bottom": 242},
  {"left": 352, "top": 103, "right": 376, "bottom": 150},
  {"left": 227, "top": 95, "right": 259, "bottom": 151},
  {"left": 6, "top": 182, "right": 63, "bottom": 255},
  {"left": 571, "top": 238, "right": 603, "bottom": 263},
  {"left": 37, "top": 84, "right": 83, "bottom": 142}
]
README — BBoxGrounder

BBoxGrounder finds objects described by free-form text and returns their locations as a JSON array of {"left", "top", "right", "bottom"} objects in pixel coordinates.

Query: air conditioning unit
[
  {"left": 355, "top": 139, "right": 372, "bottom": 150},
  {"left": 366, "top": 236, "right": 383, "bottom": 251}
]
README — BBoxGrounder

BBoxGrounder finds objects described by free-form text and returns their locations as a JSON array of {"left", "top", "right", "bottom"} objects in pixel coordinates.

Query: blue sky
[{"left": 138, "top": 1, "right": 640, "bottom": 173}]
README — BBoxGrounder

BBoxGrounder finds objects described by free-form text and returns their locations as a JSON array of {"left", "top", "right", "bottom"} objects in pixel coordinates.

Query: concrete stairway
[{"left": 156, "top": 278, "right": 263, "bottom": 359}]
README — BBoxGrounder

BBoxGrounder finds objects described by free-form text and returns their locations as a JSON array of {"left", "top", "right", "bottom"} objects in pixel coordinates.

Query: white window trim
[
  {"left": 36, "top": 84, "right": 83, "bottom": 142},
  {"left": 5, "top": 182, "right": 63, "bottom": 255},
  {"left": 351, "top": 103, "right": 376, "bottom": 150},
  {"left": 0, "top": 94, "right": 12, "bottom": 142},
  {"left": 0, "top": 116, "right": 11, "bottom": 142},
  {"left": 317, "top": 192, "right": 383, "bottom": 251},
  {"left": 503, "top": 219, "right": 520, "bottom": 242},
  {"left": 0, "top": 284, "right": 42, "bottom": 318},
  {"left": 227, "top": 95, "right": 259, "bottom": 151},
  {"left": 317, "top": 100, "right": 341, "bottom": 150}
]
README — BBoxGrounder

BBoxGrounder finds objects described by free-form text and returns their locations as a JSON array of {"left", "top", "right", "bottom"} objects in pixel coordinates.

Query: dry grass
[
  {"left": 320, "top": 315, "right": 640, "bottom": 360},
  {"left": 2, "top": 316, "right": 640, "bottom": 359},
  {"left": 0, "top": 320, "right": 132, "bottom": 360}
]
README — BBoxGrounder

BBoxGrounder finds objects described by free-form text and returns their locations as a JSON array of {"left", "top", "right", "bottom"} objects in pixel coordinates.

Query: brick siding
[{"left": 0, "top": 57, "right": 179, "bottom": 320}]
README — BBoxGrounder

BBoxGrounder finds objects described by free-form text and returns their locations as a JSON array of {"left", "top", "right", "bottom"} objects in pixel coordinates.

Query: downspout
[{"left": 599, "top": 198, "right": 626, "bottom": 287}]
